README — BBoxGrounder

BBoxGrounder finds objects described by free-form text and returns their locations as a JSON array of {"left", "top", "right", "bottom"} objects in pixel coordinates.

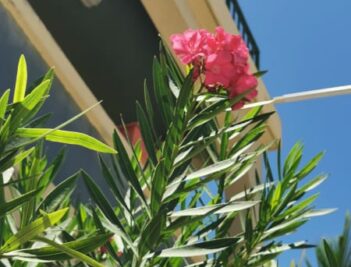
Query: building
[{"left": 0, "top": 0, "right": 281, "bottom": 202}]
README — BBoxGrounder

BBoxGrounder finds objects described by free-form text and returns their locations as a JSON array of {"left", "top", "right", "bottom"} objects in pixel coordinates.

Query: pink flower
[
  {"left": 170, "top": 29, "right": 209, "bottom": 64},
  {"left": 170, "top": 27, "right": 259, "bottom": 110},
  {"left": 204, "top": 51, "right": 235, "bottom": 88},
  {"left": 229, "top": 74, "right": 258, "bottom": 109}
]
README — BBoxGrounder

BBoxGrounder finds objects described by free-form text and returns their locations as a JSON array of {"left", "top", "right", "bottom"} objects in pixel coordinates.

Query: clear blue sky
[{"left": 238, "top": 0, "right": 351, "bottom": 265}]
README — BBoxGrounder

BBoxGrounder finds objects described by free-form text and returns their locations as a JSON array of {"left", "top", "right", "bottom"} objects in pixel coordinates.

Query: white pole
[{"left": 241, "top": 84, "right": 351, "bottom": 110}]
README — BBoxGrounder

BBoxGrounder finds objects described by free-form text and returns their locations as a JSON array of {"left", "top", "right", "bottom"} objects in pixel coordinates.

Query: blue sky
[{"left": 238, "top": 0, "right": 351, "bottom": 265}]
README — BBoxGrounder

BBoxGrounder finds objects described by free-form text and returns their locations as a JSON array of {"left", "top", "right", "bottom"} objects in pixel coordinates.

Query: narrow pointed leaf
[
  {"left": 34, "top": 236, "right": 104, "bottom": 267},
  {"left": 82, "top": 171, "right": 125, "bottom": 231},
  {"left": 7, "top": 233, "right": 112, "bottom": 261},
  {"left": 112, "top": 130, "right": 147, "bottom": 206},
  {"left": 136, "top": 101, "right": 157, "bottom": 164},
  {"left": 13, "top": 55, "right": 27, "bottom": 103},
  {"left": 98, "top": 155, "right": 129, "bottom": 213},
  {"left": 0, "top": 208, "right": 68, "bottom": 253},
  {"left": 0, "top": 147, "right": 35, "bottom": 173},
  {"left": 16, "top": 128, "right": 116, "bottom": 154},
  {"left": 149, "top": 238, "right": 239, "bottom": 258},
  {"left": 0, "top": 189, "right": 40, "bottom": 217},
  {"left": 37, "top": 172, "right": 80, "bottom": 212},
  {"left": 0, "top": 89, "right": 10, "bottom": 119},
  {"left": 170, "top": 201, "right": 259, "bottom": 217}
]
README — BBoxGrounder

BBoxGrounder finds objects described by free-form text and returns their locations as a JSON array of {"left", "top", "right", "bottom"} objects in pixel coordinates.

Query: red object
[
  {"left": 99, "top": 246, "right": 108, "bottom": 254},
  {"left": 117, "top": 122, "right": 148, "bottom": 164}
]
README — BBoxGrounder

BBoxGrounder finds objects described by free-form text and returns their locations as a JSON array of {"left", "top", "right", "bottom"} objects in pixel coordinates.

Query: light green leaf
[
  {"left": 0, "top": 89, "right": 10, "bottom": 119},
  {"left": 13, "top": 55, "right": 27, "bottom": 103},
  {"left": 16, "top": 128, "right": 116, "bottom": 154},
  {"left": 0, "top": 208, "right": 68, "bottom": 253},
  {"left": 6, "top": 233, "right": 112, "bottom": 261},
  {"left": 230, "top": 182, "right": 274, "bottom": 201},
  {"left": 271, "top": 183, "right": 282, "bottom": 209},
  {"left": 148, "top": 238, "right": 239, "bottom": 258},
  {"left": 0, "top": 147, "right": 35, "bottom": 173},
  {"left": 302, "top": 208, "right": 337, "bottom": 219},
  {"left": 10, "top": 80, "right": 51, "bottom": 132},
  {"left": 34, "top": 236, "right": 105, "bottom": 267},
  {"left": 169, "top": 201, "right": 259, "bottom": 217},
  {"left": 168, "top": 158, "right": 237, "bottom": 188},
  {"left": 296, "top": 152, "right": 324, "bottom": 179}
]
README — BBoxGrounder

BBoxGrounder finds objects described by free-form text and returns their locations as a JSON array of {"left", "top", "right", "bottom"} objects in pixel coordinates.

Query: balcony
[{"left": 226, "top": 0, "right": 260, "bottom": 69}]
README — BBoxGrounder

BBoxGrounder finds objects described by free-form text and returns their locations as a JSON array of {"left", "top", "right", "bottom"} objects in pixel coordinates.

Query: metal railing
[{"left": 226, "top": 0, "right": 260, "bottom": 69}]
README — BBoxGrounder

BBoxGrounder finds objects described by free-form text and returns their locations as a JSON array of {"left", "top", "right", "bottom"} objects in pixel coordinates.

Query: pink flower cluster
[{"left": 170, "top": 27, "right": 258, "bottom": 109}]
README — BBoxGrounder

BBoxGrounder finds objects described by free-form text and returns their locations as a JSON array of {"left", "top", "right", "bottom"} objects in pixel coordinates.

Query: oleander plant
[
  {"left": 0, "top": 28, "right": 335, "bottom": 267},
  {"left": 0, "top": 55, "right": 115, "bottom": 267}
]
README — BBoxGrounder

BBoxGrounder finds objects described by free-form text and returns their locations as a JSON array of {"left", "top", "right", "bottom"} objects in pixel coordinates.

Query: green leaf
[
  {"left": 150, "top": 160, "right": 167, "bottom": 215},
  {"left": 252, "top": 241, "right": 313, "bottom": 257},
  {"left": 152, "top": 57, "right": 174, "bottom": 126},
  {"left": 33, "top": 236, "right": 105, "bottom": 267},
  {"left": 149, "top": 238, "right": 239, "bottom": 258},
  {"left": 274, "top": 193, "right": 319, "bottom": 221},
  {"left": 296, "top": 174, "right": 327, "bottom": 197},
  {"left": 100, "top": 215, "right": 139, "bottom": 257},
  {"left": 16, "top": 128, "right": 116, "bottom": 154},
  {"left": 0, "top": 147, "right": 35, "bottom": 173},
  {"left": 144, "top": 81, "right": 155, "bottom": 124},
  {"left": 0, "top": 189, "right": 40, "bottom": 217},
  {"left": 136, "top": 101, "right": 157, "bottom": 164},
  {"left": 253, "top": 70, "right": 268, "bottom": 78},
  {"left": 160, "top": 40, "right": 184, "bottom": 88},
  {"left": 322, "top": 239, "right": 338, "bottom": 266},
  {"left": 81, "top": 171, "right": 125, "bottom": 231},
  {"left": 0, "top": 89, "right": 10, "bottom": 119},
  {"left": 13, "top": 55, "right": 27, "bottom": 103},
  {"left": 98, "top": 155, "right": 130, "bottom": 214},
  {"left": 168, "top": 158, "right": 237, "bottom": 188},
  {"left": 10, "top": 80, "right": 51, "bottom": 132},
  {"left": 91, "top": 209, "right": 122, "bottom": 264},
  {"left": 169, "top": 201, "right": 259, "bottom": 217},
  {"left": 283, "top": 142, "right": 303, "bottom": 178},
  {"left": 37, "top": 172, "right": 80, "bottom": 212},
  {"left": 296, "top": 152, "right": 324, "bottom": 179},
  {"left": 139, "top": 210, "right": 166, "bottom": 255},
  {"left": 0, "top": 208, "right": 68, "bottom": 253},
  {"left": 175, "top": 70, "right": 193, "bottom": 112},
  {"left": 176, "top": 112, "right": 272, "bottom": 168},
  {"left": 112, "top": 130, "right": 147, "bottom": 208},
  {"left": 188, "top": 90, "right": 256, "bottom": 130},
  {"left": 230, "top": 183, "right": 274, "bottom": 201},
  {"left": 302, "top": 208, "right": 336, "bottom": 219},
  {"left": 264, "top": 217, "right": 308, "bottom": 239},
  {"left": 7, "top": 233, "right": 112, "bottom": 262},
  {"left": 270, "top": 182, "right": 282, "bottom": 209},
  {"left": 7, "top": 101, "right": 102, "bottom": 152}
]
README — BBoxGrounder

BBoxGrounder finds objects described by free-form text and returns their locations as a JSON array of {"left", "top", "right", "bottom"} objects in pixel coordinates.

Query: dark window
[
  {"left": 0, "top": 4, "right": 114, "bottom": 201},
  {"left": 29, "top": 0, "right": 160, "bottom": 125}
]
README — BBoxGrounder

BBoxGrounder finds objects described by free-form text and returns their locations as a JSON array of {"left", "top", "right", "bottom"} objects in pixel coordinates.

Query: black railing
[{"left": 226, "top": 0, "right": 260, "bottom": 69}]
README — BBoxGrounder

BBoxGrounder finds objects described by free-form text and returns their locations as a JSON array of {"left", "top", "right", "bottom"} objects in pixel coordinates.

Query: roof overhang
[{"left": 141, "top": 0, "right": 282, "bottom": 149}]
